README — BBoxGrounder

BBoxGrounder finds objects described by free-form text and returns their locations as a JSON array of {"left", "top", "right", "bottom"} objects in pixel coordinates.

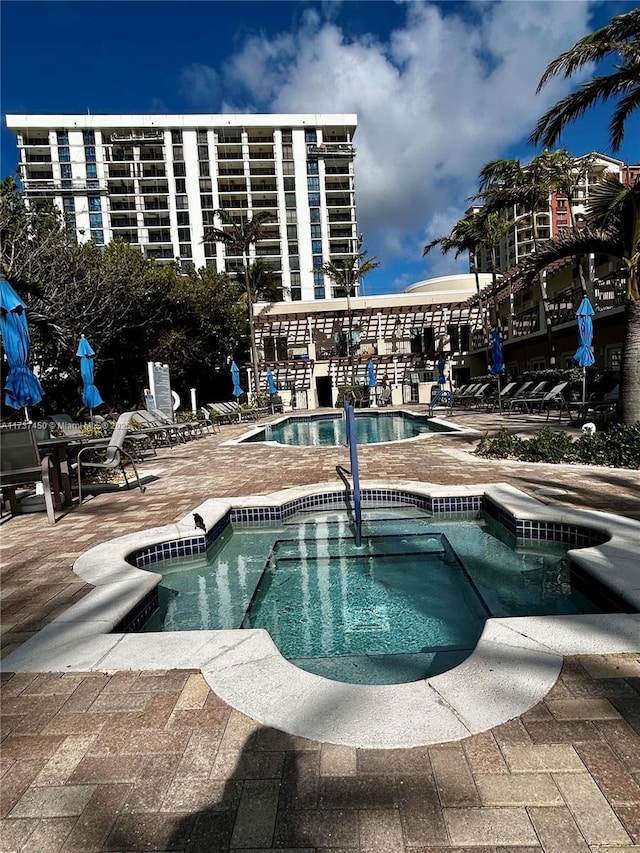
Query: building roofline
[{"left": 6, "top": 113, "right": 358, "bottom": 130}]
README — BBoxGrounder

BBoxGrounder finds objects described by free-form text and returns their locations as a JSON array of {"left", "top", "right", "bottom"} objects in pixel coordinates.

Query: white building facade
[{"left": 6, "top": 113, "right": 358, "bottom": 302}]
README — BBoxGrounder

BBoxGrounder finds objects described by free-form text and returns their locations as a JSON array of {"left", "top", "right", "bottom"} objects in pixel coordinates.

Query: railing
[
  {"left": 512, "top": 307, "right": 541, "bottom": 337},
  {"left": 111, "top": 132, "right": 163, "bottom": 142},
  {"left": 337, "top": 402, "right": 362, "bottom": 547},
  {"left": 307, "top": 143, "right": 355, "bottom": 157},
  {"left": 547, "top": 286, "right": 582, "bottom": 326},
  {"left": 593, "top": 274, "right": 627, "bottom": 311}
]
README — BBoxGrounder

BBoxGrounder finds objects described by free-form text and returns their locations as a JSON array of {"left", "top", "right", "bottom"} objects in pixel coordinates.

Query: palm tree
[
  {"left": 203, "top": 209, "right": 274, "bottom": 398},
  {"left": 530, "top": 8, "right": 640, "bottom": 152},
  {"left": 515, "top": 174, "right": 640, "bottom": 423},
  {"left": 477, "top": 153, "right": 572, "bottom": 365},
  {"left": 320, "top": 249, "right": 379, "bottom": 379},
  {"left": 424, "top": 209, "right": 508, "bottom": 358}
]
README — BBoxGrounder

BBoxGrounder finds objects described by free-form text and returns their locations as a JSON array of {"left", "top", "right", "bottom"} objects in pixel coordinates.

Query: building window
[
  {"left": 200, "top": 194, "right": 214, "bottom": 208},
  {"left": 62, "top": 197, "right": 75, "bottom": 212},
  {"left": 88, "top": 196, "right": 101, "bottom": 212},
  {"left": 447, "top": 324, "right": 460, "bottom": 352},
  {"left": 285, "top": 193, "right": 296, "bottom": 208},
  {"left": 313, "top": 271, "right": 324, "bottom": 285},
  {"left": 310, "top": 208, "right": 321, "bottom": 224},
  {"left": 307, "top": 160, "right": 319, "bottom": 175},
  {"left": 282, "top": 144, "right": 293, "bottom": 160},
  {"left": 178, "top": 227, "right": 191, "bottom": 241},
  {"left": 59, "top": 147, "right": 70, "bottom": 162},
  {"left": 310, "top": 224, "right": 321, "bottom": 239},
  {"left": 199, "top": 161, "right": 210, "bottom": 177},
  {"left": 171, "top": 129, "right": 183, "bottom": 144},
  {"left": 197, "top": 144, "right": 209, "bottom": 160},
  {"left": 197, "top": 129, "right": 208, "bottom": 143},
  {"left": 174, "top": 162, "right": 186, "bottom": 177},
  {"left": 173, "top": 145, "right": 183, "bottom": 160},
  {"left": 175, "top": 178, "right": 186, "bottom": 193},
  {"left": 83, "top": 130, "right": 95, "bottom": 145},
  {"left": 308, "top": 192, "right": 321, "bottom": 206},
  {"left": 282, "top": 161, "right": 295, "bottom": 176},
  {"left": 289, "top": 255, "right": 300, "bottom": 271},
  {"left": 312, "top": 239, "right": 322, "bottom": 254},
  {"left": 263, "top": 336, "right": 288, "bottom": 361},
  {"left": 312, "top": 255, "right": 323, "bottom": 268},
  {"left": 85, "top": 146, "right": 96, "bottom": 162},
  {"left": 179, "top": 243, "right": 192, "bottom": 257},
  {"left": 61, "top": 164, "right": 72, "bottom": 179},
  {"left": 283, "top": 177, "right": 296, "bottom": 191},
  {"left": 90, "top": 229, "right": 104, "bottom": 244},
  {"left": 286, "top": 225, "right": 297, "bottom": 240},
  {"left": 307, "top": 177, "right": 320, "bottom": 192},
  {"left": 314, "top": 285, "right": 325, "bottom": 299},
  {"left": 86, "top": 162, "right": 97, "bottom": 178},
  {"left": 281, "top": 129, "right": 292, "bottom": 143},
  {"left": 305, "top": 129, "right": 317, "bottom": 143},
  {"left": 176, "top": 195, "right": 189, "bottom": 209},
  {"left": 57, "top": 131, "right": 68, "bottom": 145},
  {"left": 89, "top": 213, "right": 103, "bottom": 228},
  {"left": 177, "top": 211, "right": 190, "bottom": 225},
  {"left": 286, "top": 210, "right": 297, "bottom": 224}
]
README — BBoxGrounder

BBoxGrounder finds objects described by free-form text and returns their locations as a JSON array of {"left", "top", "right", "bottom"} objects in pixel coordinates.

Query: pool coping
[
  {"left": 222, "top": 409, "right": 473, "bottom": 446},
  {"left": 2, "top": 480, "right": 639, "bottom": 749}
]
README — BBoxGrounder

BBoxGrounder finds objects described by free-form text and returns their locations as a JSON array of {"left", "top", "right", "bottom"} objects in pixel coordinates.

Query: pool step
[{"left": 272, "top": 531, "right": 448, "bottom": 560}]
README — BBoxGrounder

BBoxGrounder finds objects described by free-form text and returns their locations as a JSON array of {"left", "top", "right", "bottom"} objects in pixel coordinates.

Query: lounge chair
[
  {"left": 508, "top": 382, "right": 567, "bottom": 417},
  {"left": 132, "top": 409, "right": 187, "bottom": 447},
  {"left": 504, "top": 381, "right": 549, "bottom": 415},
  {"left": 72, "top": 412, "right": 146, "bottom": 504},
  {"left": 488, "top": 381, "right": 519, "bottom": 411},
  {"left": 568, "top": 385, "right": 620, "bottom": 426},
  {"left": 1, "top": 425, "right": 61, "bottom": 523}
]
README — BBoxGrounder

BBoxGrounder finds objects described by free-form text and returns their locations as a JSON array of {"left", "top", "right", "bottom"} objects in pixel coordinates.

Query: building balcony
[
  {"left": 248, "top": 150, "right": 274, "bottom": 160},
  {"left": 307, "top": 143, "right": 355, "bottom": 157},
  {"left": 219, "top": 198, "right": 248, "bottom": 209},
  {"left": 143, "top": 199, "right": 169, "bottom": 211},
  {"left": 217, "top": 151, "right": 244, "bottom": 160},
  {"left": 108, "top": 166, "right": 132, "bottom": 179},
  {"left": 252, "top": 197, "right": 277, "bottom": 209},
  {"left": 24, "top": 152, "right": 52, "bottom": 163},
  {"left": 111, "top": 132, "right": 163, "bottom": 142},
  {"left": 111, "top": 216, "right": 138, "bottom": 229},
  {"left": 141, "top": 166, "right": 166, "bottom": 178},
  {"left": 218, "top": 183, "right": 247, "bottom": 193},
  {"left": 593, "top": 272, "right": 627, "bottom": 311},
  {"left": 109, "top": 199, "right": 136, "bottom": 211},
  {"left": 511, "top": 307, "right": 541, "bottom": 338},
  {"left": 21, "top": 135, "right": 50, "bottom": 146},
  {"left": 145, "top": 247, "right": 175, "bottom": 260},
  {"left": 147, "top": 230, "right": 172, "bottom": 243},
  {"left": 143, "top": 216, "right": 170, "bottom": 227},
  {"left": 138, "top": 181, "right": 169, "bottom": 194},
  {"left": 328, "top": 212, "right": 353, "bottom": 223}
]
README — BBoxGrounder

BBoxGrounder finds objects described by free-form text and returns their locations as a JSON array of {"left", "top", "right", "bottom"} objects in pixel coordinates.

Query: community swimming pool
[
  {"left": 236, "top": 410, "right": 458, "bottom": 445},
  {"left": 139, "top": 505, "right": 613, "bottom": 684}
]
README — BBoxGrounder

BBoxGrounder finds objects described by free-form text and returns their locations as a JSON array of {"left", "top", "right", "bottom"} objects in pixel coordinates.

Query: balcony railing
[
  {"left": 547, "top": 286, "right": 582, "bottom": 326},
  {"left": 111, "top": 132, "right": 163, "bottom": 142},
  {"left": 512, "top": 307, "right": 541, "bottom": 338},
  {"left": 593, "top": 273, "right": 627, "bottom": 311},
  {"left": 307, "top": 143, "right": 355, "bottom": 157}
]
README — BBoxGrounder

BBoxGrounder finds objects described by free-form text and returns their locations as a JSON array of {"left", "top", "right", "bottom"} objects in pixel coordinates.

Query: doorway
[{"left": 316, "top": 375, "right": 333, "bottom": 408}]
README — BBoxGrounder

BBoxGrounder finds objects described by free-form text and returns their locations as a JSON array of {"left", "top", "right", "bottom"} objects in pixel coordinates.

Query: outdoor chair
[
  {"left": 569, "top": 385, "right": 620, "bottom": 426},
  {"left": 504, "top": 381, "right": 549, "bottom": 415},
  {"left": 72, "top": 412, "right": 146, "bottom": 504},
  {"left": 200, "top": 407, "right": 222, "bottom": 433},
  {"left": 378, "top": 384, "right": 392, "bottom": 406},
  {"left": 352, "top": 386, "right": 370, "bottom": 408},
  {"left": 488, "top": 380, "right": 519, "bottom": 411},
  {"left": 508, "top": 382, "right": 565, "bottom": 416},
  {"left": 0, "top": 425, "right": 61, "bottom": 524},
  {"left": 456, "top": 383, "right": 491, "bottom": 409},
  {"left": 131, "top": 410, "right": 186, "bottom": 447},
  {"left": 147, "top": 406, "right": 205, "bottom": 440},
  {"left": 451, "top": 383, "right": 480, "bottom": 406}
]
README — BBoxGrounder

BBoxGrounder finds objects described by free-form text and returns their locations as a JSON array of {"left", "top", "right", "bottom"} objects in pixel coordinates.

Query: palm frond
[
  {"left": 536, "top": 8, "right": 640, "bottom": 90},
  {"left": 520, "top": 227, "right": 627, "bottom": 284},
  {"left": 611, "top": 78, "right": 640, "bottom": 150}
]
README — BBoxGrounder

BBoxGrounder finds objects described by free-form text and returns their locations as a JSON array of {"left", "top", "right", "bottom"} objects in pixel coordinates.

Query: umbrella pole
[
  {"left": 582, "top": 367, "right": 586, "bottom": 406},
  {"left": 497, "top": 373, "right": 502, "bottom": 414}
]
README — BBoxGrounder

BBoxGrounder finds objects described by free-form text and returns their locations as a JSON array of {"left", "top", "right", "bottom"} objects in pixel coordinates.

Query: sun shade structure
[
  {"left": 0, "top": 279, "right": 44, "bottom": 415},
  {"left": 76, "top": 334, "right": 104, "bottom": 415},
  {"left": 266, "top": 367, "right": 277, "bottom": 396},
  {"left": 574, "top": 297, "right": 595, "bottom": 405},
  {"left": 231, "top": 361, "right": 243, "bottom": 399}
]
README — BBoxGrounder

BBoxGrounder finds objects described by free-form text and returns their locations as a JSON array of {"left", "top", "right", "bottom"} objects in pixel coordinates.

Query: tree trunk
[{"left": 620, "top": 287, "right": 640, "bottom": 426}]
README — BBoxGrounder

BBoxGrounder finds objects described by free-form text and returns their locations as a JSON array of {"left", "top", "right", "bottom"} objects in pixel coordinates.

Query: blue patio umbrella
[
  {"left": 489, "top": 330, "right": 505, "bottom": 412},
  {"left": 437, "top": 353, "right": 446, "bottom": 384},
  {"left": 0, "top": 279, "right": 44, "bottom": 417},
  {"left": 76, "top": 334, "right": 104, "bottom": 417},
  {"left": 574, "top": 296, "right": 595, "bottom": 404},
  {"left": 367, "top": 358, "right": 377, "bottom": 405},
  {"left": 230, "top": 360, "right": 243, "bottom": 398},
  {"left": 266, "top": 367, "right": 277, "bottom": 396}
]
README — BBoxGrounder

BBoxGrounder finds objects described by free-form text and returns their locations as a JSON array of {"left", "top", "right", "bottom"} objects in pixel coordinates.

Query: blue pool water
[
  {"left": 240, "top": 411, "right": 453, "bottom": 446},
  {"left": 140, "top": 507, "right": 606, "bottom": 684}
]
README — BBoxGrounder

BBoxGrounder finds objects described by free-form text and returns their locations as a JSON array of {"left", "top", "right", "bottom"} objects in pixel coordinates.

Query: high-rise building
[{"left": 6, "top": 113, "right": 358, "bottom": 302}]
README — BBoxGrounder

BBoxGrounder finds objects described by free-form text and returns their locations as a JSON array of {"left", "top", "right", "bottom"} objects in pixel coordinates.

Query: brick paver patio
[{"left": 2, "top": 409, "right": 639, "bottom": 851}]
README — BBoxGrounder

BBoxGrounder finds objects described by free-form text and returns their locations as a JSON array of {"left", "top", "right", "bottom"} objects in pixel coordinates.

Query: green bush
[{"left": 475, "top": 422, "right": 640, "bottom": 469}]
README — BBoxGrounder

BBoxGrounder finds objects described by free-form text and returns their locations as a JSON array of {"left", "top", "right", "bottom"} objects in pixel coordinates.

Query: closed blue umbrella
[
  {"left": 266, "top": 367, "right": 277, "bottom": 396},
  {"left": 574, "top": 297, "right": 595, "bottom": 404},
  {"left": 437, "top": 353, "right": 446, "bottom": 384},
  {"left": 0, "top": 279, "right": 44, "bottom": 416},
  {"left": 489, "top": 330, "right": 505, "bottom": 412},
  {"left": 367, "top": 359, "right": 377, "bottom": 406},
  {"left": 76, "top": 334, "right": 104, "bottom": 417},
  {"left": 231, "top": 360, "right": 243, "bottom": 398}
]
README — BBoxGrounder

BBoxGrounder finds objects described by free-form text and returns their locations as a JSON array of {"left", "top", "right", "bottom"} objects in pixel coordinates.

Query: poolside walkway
[{"left": 2, "top": 408, "right": 640, "bottom": 851}]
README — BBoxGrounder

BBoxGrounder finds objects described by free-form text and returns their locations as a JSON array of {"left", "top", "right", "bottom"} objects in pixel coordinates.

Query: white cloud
[
  {"left": 180, "top": 63, "right": 222, "bottom": 108},
  {"left": 181, "top": 1, "right": 597, "bottom": 287}
]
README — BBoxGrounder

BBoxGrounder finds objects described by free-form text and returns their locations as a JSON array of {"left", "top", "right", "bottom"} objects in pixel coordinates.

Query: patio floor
[{"left": 2, "top": 408, "right": 639, "bottom": 852}]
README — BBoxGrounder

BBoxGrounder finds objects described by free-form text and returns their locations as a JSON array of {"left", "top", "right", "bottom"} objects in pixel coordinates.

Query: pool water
[
  {"left": 140, "top": 507, "right": 606, "bottom": 684},
  {"left": 240, "top": 411, "right": 453, "bottom": 445}
]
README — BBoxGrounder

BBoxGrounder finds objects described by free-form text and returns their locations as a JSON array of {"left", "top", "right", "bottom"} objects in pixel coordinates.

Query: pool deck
[{"left": 2, "top": 407, "right": 640, "bottom": 851}]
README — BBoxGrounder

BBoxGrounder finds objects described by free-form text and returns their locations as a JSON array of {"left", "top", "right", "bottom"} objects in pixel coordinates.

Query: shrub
[{"left": 475, "top": 422, "right": 640, "bottom": 469}]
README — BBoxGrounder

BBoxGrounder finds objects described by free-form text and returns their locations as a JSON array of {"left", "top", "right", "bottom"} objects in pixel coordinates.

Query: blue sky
[{"left": 2, "top": 0, "right": 639, "bottom": 296}]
